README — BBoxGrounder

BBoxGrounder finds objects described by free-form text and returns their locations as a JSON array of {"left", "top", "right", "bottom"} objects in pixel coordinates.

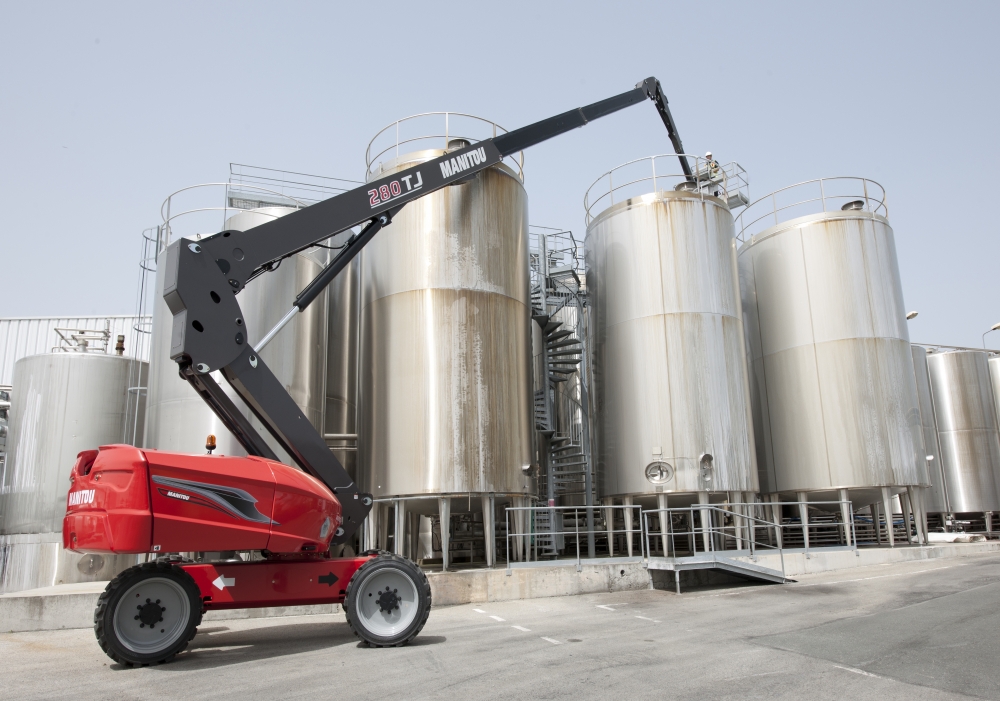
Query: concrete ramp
[{"left": 647, "top": 552, "right": 786, "bottom": 587}]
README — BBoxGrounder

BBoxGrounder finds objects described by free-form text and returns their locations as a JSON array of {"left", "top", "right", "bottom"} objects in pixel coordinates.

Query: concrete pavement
[{"left": 2, "top": 552, "right": 998, "bottom": 700}]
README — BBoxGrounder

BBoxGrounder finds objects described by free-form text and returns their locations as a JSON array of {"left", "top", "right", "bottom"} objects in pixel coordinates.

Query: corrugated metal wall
[{"left": 0, "top": 316, "right": 151, "bottom": 385}]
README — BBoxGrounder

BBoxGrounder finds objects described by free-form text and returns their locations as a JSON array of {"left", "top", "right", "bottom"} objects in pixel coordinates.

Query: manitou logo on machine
[
  {"left": 68, "top": 489, "right": 95, "bottom": 506},
  {"left": 368, "top": 171, "right": 423, "bottom": 207},
  {"left": 439, "top": 147, "right": 487, "bottom": 179}
]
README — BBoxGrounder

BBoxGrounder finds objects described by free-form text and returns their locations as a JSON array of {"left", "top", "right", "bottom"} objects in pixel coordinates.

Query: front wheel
[
  {"left": 344, "top": 554, "right": 431, "bottom": 647},
  {"left": 94, "top": 561, "right": 202, "bottom": 665}
]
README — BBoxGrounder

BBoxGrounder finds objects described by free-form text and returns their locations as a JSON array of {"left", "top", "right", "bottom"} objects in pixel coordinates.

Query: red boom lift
[{"left": 63, "top": 77, "right": 690, "bottom": 665}]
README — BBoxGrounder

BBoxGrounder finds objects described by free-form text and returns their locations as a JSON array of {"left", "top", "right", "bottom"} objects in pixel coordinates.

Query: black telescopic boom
[{"left": 163, "top": 76, "right": 691, "bottom": 545}]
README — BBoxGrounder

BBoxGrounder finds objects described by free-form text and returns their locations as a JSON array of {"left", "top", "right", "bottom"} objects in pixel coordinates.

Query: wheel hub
[
  {"left": 136, "top": 598, "right": 165, "bottom": 628},
  {"left": 376, "top": 586, "right": 401, "bottom": 613}
]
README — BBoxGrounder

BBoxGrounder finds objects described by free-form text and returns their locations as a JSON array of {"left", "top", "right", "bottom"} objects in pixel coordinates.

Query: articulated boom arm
[{"left": 162, "top": 76, "right": 687, "bottom": 545}]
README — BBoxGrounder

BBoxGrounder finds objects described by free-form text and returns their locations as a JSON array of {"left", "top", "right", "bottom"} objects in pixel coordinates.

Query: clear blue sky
[{"left": 1, "top": 1, "right": 997, "bottom": 348}]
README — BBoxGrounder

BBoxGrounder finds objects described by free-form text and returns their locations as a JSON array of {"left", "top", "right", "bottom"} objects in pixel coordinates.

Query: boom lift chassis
[{"left": 70, "top": 77, "right": 690, "bottom": 664}]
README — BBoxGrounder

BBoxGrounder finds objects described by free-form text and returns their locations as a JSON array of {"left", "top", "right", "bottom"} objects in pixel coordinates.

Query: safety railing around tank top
[
  {"left": 735, "top": 177, "right": 888, "bottom": 245},
  {"left": 584, "top": 156, "right": 748, "bottom": 224},
  {"left": 157, "top": 183, "right": 311, "bottom": 255},
  {"left": 913, "top": 342, "right": 1000, "bottom": 354},
  {"left": 365, "top": 112, "right": 525, "bottom": 183},
  {"left": 504, "top": 504, "right": 644, "bottom": 573}
]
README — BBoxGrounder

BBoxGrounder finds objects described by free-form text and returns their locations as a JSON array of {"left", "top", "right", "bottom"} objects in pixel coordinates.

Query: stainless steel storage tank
[
  {"left": 358, "top": 125, "right": 534, "bottom": 502},
  {"left": 737, "top": 178, "right": 923, "bottom": 504},
  {"left": 585, "top": 155, "right": 757, "bottom": 503},
  {"left": 925, "top": 349, "right": 1000, "bottom": 514},
  {"left": 144, "top": 206, "right": 328, "bottom": 465},
  {"left": 0, "top": 352, "right": 147, "bottom": 592}
]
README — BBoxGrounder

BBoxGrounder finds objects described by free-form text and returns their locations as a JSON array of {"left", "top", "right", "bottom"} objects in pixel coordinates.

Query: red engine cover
[
  {"left": 64, "top": 446, "right": 342, "bottom": 555},
  {"left": 64, "top": 445, "right": 152, "bottom": 553}
]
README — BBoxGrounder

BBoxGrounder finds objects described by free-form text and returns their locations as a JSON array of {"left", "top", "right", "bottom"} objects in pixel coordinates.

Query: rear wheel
[
  {"left": 344, "top": 554, "right": 431, "bottom": 647},
  {"left": 94, "top": 561, "right": 202, "bottom": 665}
]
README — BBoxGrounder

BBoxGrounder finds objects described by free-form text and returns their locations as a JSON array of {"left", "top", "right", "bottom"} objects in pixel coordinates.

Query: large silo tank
[
  {"left": 144, "top": 207, "right": 327, "bottom": 464},
  {"left": 0, "top": 353, "right": 147, "bottom": 593},
  {"left": 585, "top": 162, "right": 757, "bottom": 501},
  {"left": 925, "top": 350, "right": 1000, "bottom": 513},
  {"left": 359, "top": 144, "right": 534, "bottom": 499},
  {"left": 738, "top": 179, "right": 923, "bottom": 501}
]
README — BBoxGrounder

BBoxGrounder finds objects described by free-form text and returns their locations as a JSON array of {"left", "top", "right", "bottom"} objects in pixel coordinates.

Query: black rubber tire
[
  {"left": 344, "top": 554, "right": 431, "bottom": 647},
  {"left": 94, "top": 561, "right": 202, "bottom": 666}
]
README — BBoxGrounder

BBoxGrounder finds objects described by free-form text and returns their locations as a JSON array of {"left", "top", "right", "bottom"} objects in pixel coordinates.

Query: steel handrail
[
  {"left": 643, "top": 505, "right": 787, "bottom": 578},
  {"left": 365, "top": 111, "right": 524, "bottom": 182},
  {"left": 505, "top": 504, "right": 643, "bottom": 571},
  {"left": 160, "top": 182, "right": 308, "bottom": 223},
  {"left": 735, "top": 176, "right": 888, "bottom": 244},
  {"left": 583, "top": 154, "right": 729, "bottom": 223}
]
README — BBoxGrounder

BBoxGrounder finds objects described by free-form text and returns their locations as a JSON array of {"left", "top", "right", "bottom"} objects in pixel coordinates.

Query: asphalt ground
[{"left": 3, "top": 553, "right": 999, "bottom": 700}]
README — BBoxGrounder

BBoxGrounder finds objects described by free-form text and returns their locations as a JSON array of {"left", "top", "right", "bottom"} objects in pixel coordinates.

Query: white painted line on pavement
[
  {"left": 596, "top": 605, "right": 615, "bottom": 611},
  {"left": 473, "top": 609, "right": 486, "bottom": 613},
  {"left": 795, "top": 565, "right": 958, "bottom": 588},
  {"left": 541, "top": 637, "right": 562, "bottom": 645},
  {"left": 635, "top": 615, "right": 659, "bottom": 622},
  {"left": 721, "top": 671, "right": 787, "bottom": 682},
  {"left": 489, "top": 615, "right": 506, "bottom": 622},
  {"left": 834, "top": 665, "right": 882, "bottom": 679},
  {"left": 512, "top": 625, "right": 531, "bottom": 632}
]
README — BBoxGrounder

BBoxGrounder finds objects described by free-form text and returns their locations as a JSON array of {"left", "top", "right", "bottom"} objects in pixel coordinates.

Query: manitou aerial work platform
[{"left": 63, "top": 77, "right": 690, "bottom": 665}]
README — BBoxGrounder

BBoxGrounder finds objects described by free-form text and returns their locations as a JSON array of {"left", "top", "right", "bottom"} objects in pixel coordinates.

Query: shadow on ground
[{"left": 110, "top": 620, "right": 445, "bottom": 672}]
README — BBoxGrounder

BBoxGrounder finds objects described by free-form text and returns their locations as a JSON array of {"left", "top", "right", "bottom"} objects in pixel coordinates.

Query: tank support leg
[
  {"left": 393, "top": 499, "right": 406, "bottom": 556},
  {"left": 623, "top": 495, "right": 634, "bottom": 558},
  {"left": 364, "top": 504, "right": 378, "bottom": 552},
  {"left": 986, "top": 512, "right": 993, "bottom": 535},
  {"left": 409, "top": 511, "right": 420, "bottom": 560},
  {"left": 901, "top": 491, "right": 915, "bottom": 544},
  {"left": 839, "top": 489, "right": 852, "bottom": 547},
  {"left": 657, "top": 493, "right": 669, "bottom": 556},
  {"left": 731, "top": 491, "right": 746, "bottom": 551},
  {"left": 482, "top": 494, "right": 495, "bottom": 568},
  {"left": 378, "top": 502, "right": 390, "bottom": 551},
  {"left": 771, "top": 496, "right": 783, "bottom": 549},
  {"left": 909, "top": 487, "right": 927, "bottom": 544},
  {"left": 698, "top": 491, "right": 711, "bottom": 553},
  {"left": 797, "top": 492, "right": 810, "bottom": 552},
  {"left": 870, "top": 503, "right": 881, "bottom": 544},
  {"left": 439, "top": 498, "right": 450, "bottom": 571},
  {"left": 881, "top": 487, "right": 895, "bottom": 548},
  {"left": 603, "top": 498, "right": 615, "bottom": 557}
]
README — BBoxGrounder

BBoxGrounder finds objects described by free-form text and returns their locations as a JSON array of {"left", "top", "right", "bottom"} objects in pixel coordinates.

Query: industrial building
[{"left": 3, "top": 120, "right": 1000, "bottom": 597}]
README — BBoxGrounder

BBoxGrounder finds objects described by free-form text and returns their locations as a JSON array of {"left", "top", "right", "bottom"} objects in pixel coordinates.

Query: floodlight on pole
[{"left": 982, "top": 322, "right": 1000, "bottom": 349}]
